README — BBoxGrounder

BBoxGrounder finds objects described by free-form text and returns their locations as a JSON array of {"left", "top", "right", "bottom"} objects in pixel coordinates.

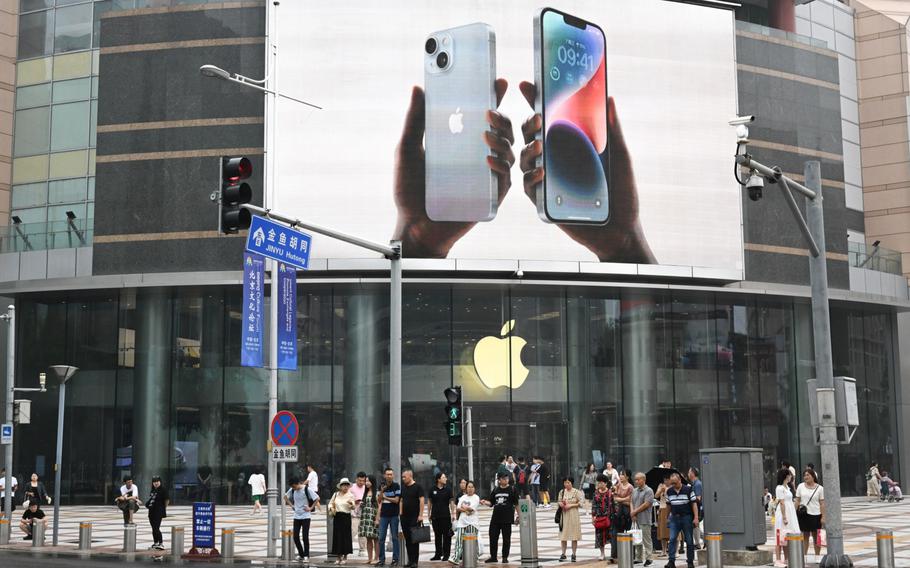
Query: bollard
[
  {"left": 877, "top": 530, "right": 894, "bottom": 568},
  {"left": 705, "top": 532, "right": 723, "bottom": 568},
  {"left": 399, "top": 530, "right": 409, "bottom": 567},
  {"left": 281, "top": 529, "right": 294, "bottom": 561},
  {"left": 122, "top": 523, "right": 136, "bottom": 553},
  {"left": 326, "top": 513, "right": 336, "bottom": 562},
  {"left": 786, "top": 534, "right": 804, "bottom": 568},
  {"left": 78, "top": 522, "right": 92, "bottom": 551},
  {"left": 31, "top": 520, "right": 45, "bottom": 547},
  {"left": 462, "top": 531, "right": 478, "bottom": 568},
  {"left": 171, "top": 526, "right": 184, "bottom": 557},
  {"left": 518, "top": 498, "right": 539, "bottom": 568},
  {"left": 617, "top": 532, "right": 633, "bottom": 568},
  {"left": 0, "top": 519, "right": 9, "bottom": 545},
  {"left": 221, "top": 527, "right": 235, "bottom": 560}
]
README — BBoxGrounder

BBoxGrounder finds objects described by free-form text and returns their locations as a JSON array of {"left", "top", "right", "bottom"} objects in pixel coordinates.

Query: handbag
[
  {"left": 411, "top": 523, "right": 431, "bottom": 544},
  {"left": 554, "top": 490, "right": 564, "bottom": 526},
  {"left": 797, "top": 486, "right": 819, "bottom": 517},
  {"left": 817, "top": 528, "right": 827, "bottom": 547},
  {"left": 593, "top": 492, "right": 611, "bottom": 529}
]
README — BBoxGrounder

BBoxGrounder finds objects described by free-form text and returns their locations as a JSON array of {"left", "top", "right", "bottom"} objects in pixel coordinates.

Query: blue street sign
[
  {"left": 277, "top": 262, "right": 297, "bottom": 370},
  {"left": 245, "top": 215, "right": 312, "bottom": 270},
  {"left": 271, "top": 411, "right": 299, "bottom": 446},
  {"left": 192, "top": 502, "right": 216, "bottom": 549},
  {"left": 1, "top": 423, "right": 11, "bottom": 445},
  {"left": 241, "top": 252, "right": 265, "bottom": 367}
]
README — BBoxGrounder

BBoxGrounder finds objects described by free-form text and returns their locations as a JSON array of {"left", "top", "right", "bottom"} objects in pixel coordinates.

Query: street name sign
[
  {"left": 271, "top": 446, "right": 299, "bottom": 462},
  {"left": 245, "top": 215, "right": 312, "bottom": 270}
]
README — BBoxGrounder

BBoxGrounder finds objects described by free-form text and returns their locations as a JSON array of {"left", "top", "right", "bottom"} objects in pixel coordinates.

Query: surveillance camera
[
  {"left": 745, "top": 172, "right": 764, "bottom": 201},
  {"left": 729, "top": 115, "right": 755, "bottom": 126},
  {"left": 38, "top": 372, "right": 46, "bottom": 390},
  {"left": 516, "top": 269, "right": 524, "bottom": 278}
]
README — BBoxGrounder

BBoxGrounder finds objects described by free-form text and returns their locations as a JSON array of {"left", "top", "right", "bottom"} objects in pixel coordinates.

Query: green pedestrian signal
[{"left": 443, "top": 386, "right": 463, "bottom": 446}]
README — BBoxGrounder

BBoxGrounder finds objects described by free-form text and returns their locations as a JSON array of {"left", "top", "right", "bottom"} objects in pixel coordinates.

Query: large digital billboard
[{"left": 276, "top": 0, "right": 742, "bottom": 276}]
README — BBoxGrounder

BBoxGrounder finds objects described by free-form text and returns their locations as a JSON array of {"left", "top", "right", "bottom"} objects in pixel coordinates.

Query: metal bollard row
[
  {"left": 705, "top": 532, "right": 723, "bottom": 568},
  {"left": 281, "top": 529, "right": 293, "bottom": 561},
  {"left": 222, "top": 527, "right": 235, "bottom": 560},
  {"left": 785, "top": 533, "right": 804, "bottom": 568},
  {"left": 171, "top": 525, "right": 184, "bottom": 557},
  {"left": 31, "top": 519, "right": 45, "bottom": 547},
  {"left": 78, "top": 521, "right": 92, "bottom": 550},
  {"left": 462, "top": 532, "right": 478, "bottom": 568},
  {"left": 876, "top": 530, "right": 894, "bottom": 568},
  {"left": 122, "top": 523, "right": 136, "bottom": 553},
  {"left": 617, "top": 532, "right": 633, "bottom": 568}
]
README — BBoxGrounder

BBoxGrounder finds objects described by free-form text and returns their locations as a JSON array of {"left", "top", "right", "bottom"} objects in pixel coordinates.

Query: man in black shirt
[
  {"left": 481, "top": 473, "right": 519, "bottom": 563},
  {"left": 428, "top": 472, "right": 455, "bottom": 561},
  {"left": 399, "top": 469, "right": 426, "bottom": 568},
  {"left": 19, "top": 502, "right": 46, "bottom": 540}
]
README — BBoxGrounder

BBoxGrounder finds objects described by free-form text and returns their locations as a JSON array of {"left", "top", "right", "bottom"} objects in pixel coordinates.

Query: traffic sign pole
[{"left": 2, "top": 305, "right": 14, "bottom": 523}]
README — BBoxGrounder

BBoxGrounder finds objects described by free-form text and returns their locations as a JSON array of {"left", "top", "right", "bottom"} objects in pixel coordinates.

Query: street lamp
[
  {"left": 732, "top": 118, "right": 851, "bottom": 568},
  {"left": 48, "top": 365, "right": 77, "bottom": 546}
]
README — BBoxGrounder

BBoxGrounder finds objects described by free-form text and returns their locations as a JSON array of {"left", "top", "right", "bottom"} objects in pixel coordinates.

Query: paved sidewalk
[{"left": 0, "top": 497, "right": 907, "bottom": 566}]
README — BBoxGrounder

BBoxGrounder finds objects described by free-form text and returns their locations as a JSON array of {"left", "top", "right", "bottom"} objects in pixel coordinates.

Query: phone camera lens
[
  {"left": 436, "top": 51, "right": 449, "bottom": 69},
  {"left": 425, "top": 38, "right": 437, "bottom": 55}
]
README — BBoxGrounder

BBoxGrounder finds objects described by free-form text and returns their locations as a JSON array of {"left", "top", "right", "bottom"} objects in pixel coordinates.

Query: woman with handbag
[
  {"left": 794, "top": 469, "right": 825, "bottom": 557},
  {"left": 330, "top": 478, "right": 357, "bottom": 564},
  {"left": 557, "top": 477, "right": 583, "bottom": 562},
  {"left": 590, "top": 474, "right": 612, "bottom": 561},
  {"left": 610, "top": 471, "right": 633, "bottom": 564},
  {"left": 452, "top": 481, "right": 482, "bottom": 565},
  {"left": 22, "top": 474, "right": 49, "bottom": 508}
]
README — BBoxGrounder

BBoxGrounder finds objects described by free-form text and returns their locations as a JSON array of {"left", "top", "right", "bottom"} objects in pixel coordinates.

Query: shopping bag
[
  {"left": 817, "top": 529, "right": 827, "bottom": 548},
  {"left": 630, "top": 527, "right": 643, "bottom": 546}
]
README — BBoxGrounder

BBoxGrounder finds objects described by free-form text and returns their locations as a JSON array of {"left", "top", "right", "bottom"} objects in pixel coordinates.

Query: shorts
[{"left": 253, "top": 494, "right": 264, "bottom": 503}]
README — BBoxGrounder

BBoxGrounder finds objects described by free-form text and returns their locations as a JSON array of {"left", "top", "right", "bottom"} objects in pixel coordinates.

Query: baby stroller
[{"left": 880, "top": 476, "right": 903, "bottom": 502}]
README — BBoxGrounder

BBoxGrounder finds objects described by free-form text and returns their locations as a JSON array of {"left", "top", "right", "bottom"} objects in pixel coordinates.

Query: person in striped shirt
[{"left": 664, "top": 473, "right": 698, "bottom": 568}]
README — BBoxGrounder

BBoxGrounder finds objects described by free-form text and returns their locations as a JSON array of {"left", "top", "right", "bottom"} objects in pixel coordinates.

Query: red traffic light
[{"left": 222, "top": 156, "right": 252, "bottom": 182}]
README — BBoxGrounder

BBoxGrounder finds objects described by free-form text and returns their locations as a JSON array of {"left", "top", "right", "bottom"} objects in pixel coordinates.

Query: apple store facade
[{"left": 7, "top": 280, "right": 903, "bottom": 505}]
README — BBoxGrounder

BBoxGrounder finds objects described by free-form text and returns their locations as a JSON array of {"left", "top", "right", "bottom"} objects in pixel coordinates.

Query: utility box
[
  {"left": 13, "top": 399, "right": 30, "bottom": 425},
  {"left": 700, "top": 447, "right": 765, "bottom": 550},
  {"left": 807, "top": 376, "right": 859, "bottom": 444}
]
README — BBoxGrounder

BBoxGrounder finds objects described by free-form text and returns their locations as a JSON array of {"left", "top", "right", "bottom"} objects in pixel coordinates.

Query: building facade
[{"left": 0, "top": 0, "right": 908, "bottom": 504}]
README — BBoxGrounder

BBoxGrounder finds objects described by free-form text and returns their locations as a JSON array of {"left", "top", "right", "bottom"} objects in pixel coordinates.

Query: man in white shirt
[
  {"left": 115, "top": 475, "right": 140, "bottom": 525},
  {"left": 248, "top": 467, "right": 266, "bottom": 515},
  {"left": 305, "top": 465, "right": 321, "bottom": 513},
  {"left": 0, "top": 468, "right": 18, "bottom": 517}
]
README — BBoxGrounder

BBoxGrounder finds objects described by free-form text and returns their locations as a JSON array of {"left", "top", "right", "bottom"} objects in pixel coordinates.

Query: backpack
[{"left": 517, "top": 466, "right": 528, "bottom": 485}]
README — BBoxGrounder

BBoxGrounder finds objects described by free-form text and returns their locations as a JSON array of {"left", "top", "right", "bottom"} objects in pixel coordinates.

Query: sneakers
[
  {"left": 486, "top": 559, "right": 498, "bottom": 564},
  {"left": 559, "top": 555, "right": 567, "bottom": 562},
  {"left": 644, "top": 561, "right": 653, "bottom": 567},
  {"left": 430, "top": 557, "right": 441, "bottom": 562},
  {"left": 502, "top": 558, "right": 509, "bottom": 564},
  {"left": 23, "top": 534, "right": 32, "bottom": 541},
  {"left": 664, "top": 562, "right": 676, "bottom": 568}
]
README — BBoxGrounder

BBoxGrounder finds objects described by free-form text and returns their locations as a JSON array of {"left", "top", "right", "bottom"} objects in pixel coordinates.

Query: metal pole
[
  {"left": 736, "top": 155, "right": 817, "bottom": 199},
  {"left": 32, "top": 517, "right": 45, "bottom": 547},
  {"left": 52, "top": 381, "right": 65, "bottom": 545},
  {"left": 786, "top": 534, "right": 804, "bottom": 568},
  {"left": 779, "top": 178, "right": 820, "bottom": 258},
  {"left": 3, "top": 305, "right": 13, "bottom": 523},
  {"left": 617, "top": 532, "right": 633, "bottom": 568},
  {"left": 462, "top": 532, "right": 478, "bottom": 568},
  {"left": 267, "top": 259, "right": 279, "bottom": 556},
  {"left": 221, "top": 528, "right": 235, "bottom": 561},
  {"left": 706, "top": 532, "right": 723, "bottom": 568},
  {"left": 876, "top": 530, "right": 894, "bottom": 568},
  {"left": 280, "top": 462, "right": 286, "bottom": 537},
  {"left": 390, "top": 243, "right": 402, "bottom": 476},
  {"left": 466, "top": 407, "right": 474, "bottom": 482},
  {"left": 804, "top": 161, "right": 850, "bottom": 568},
  {"left": 78, "top": 521, "right": 91, "bottom": 550},
  {"left": 171, "top": 526, "right": 185, "bottom": 557}
]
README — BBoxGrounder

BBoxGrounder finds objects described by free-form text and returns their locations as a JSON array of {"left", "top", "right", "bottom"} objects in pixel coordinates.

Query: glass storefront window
[
  {"left": 14, "top": 107, "right": 50, "bottom": 157},
  {"left": 18, "top": 10, "right": 55, "bottom": 60},
  {"left": 16, "top": 83, "right": 52, "bottom": 109},
  {"left": 51, "top": 100, "right": 91, "bottom": 151},
  {"left": 11, "top": 182, "right": 48, "bottom": 208},
  {"left": 54, "top": 3, "right": 93, "bottom": 53}
]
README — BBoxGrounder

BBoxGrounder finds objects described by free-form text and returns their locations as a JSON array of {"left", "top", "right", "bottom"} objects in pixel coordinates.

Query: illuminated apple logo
[
  {"left": 472, "top": 320, "right": 529, "bottom": 390},
  {"left": 448, "top": 107, "right": 464, "bottom": 134}
]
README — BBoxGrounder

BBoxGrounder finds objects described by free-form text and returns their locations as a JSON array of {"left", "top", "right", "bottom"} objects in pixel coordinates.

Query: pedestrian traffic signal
[
  {"left": 219, "top": 156, "right": 253, "bottom": 234},
  {"left": 444, "top": 386, "right": 463, "bottom": 446}
]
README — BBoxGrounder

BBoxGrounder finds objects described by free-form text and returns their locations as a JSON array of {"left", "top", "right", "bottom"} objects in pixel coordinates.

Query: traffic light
[
  {"left": 219, "top": 156, "right": 253, "bottom": 234},
  {"left": 444, "top": 386, "right": 463, "bottom": 446}
]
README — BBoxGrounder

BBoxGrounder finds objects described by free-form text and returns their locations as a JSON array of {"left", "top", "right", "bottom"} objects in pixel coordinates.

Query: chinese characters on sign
[
  {"left": 245, "top": 215, "right": 312, "bottom": 270},
  {"left": 192, "top": 502, "right": 216, "bottom": 549},
  {"left": 277, "top": 262, "right": 297, "bottom": 370},
  {"left": 241, "top": 253, "right": 265, "bottom": 367},
  {"left": 271, "top": 446, "right": 299, "bottom": 462}
]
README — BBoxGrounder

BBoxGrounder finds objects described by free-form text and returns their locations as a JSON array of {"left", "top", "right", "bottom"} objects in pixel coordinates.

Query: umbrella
[{"left": 645, "top": 467, "right": 681, "bottom": 492}]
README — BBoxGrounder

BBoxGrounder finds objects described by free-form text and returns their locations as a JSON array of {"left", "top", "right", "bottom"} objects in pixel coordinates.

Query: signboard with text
[
  {"left": 277, "top": 262, "right": 297, "bottom": 370},
  {"left": 241, "top": 252, "right": 265, "bottom": 367},
  {"left": 271, "top": 446, "right": 299, "bottom": 462},
  {"left": 245, "top": 215, "right": 312, "bottom": 270},
  {"left": 192, "top": 502, "right": 215, "bottom": 549}
]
